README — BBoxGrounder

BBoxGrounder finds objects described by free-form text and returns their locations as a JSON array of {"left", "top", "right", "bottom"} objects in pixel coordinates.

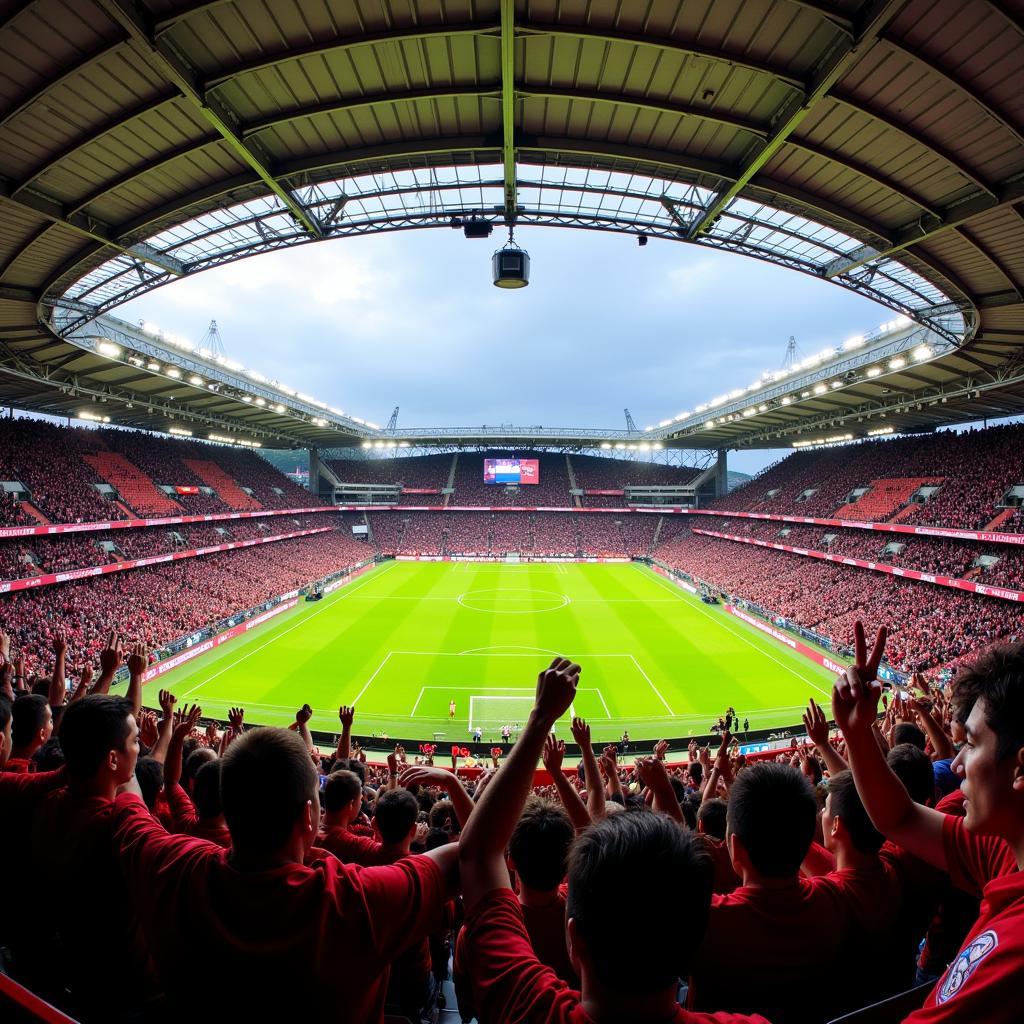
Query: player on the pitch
[{"left": 449, "top": 699, "right": 456, "bottom": 720}]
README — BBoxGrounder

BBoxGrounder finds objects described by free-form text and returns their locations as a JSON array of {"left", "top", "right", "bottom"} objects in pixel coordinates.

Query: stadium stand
[{"left": 715, "top": 425, "right": 1024, "bottom": 531}]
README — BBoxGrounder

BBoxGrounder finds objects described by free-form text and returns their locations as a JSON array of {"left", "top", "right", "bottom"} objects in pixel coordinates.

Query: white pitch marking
[
  {"left": 627, "top": 654, "right": 675, "bottom": 716},
  {"left": 641, "top": 566, "right": 832, "bottom": 698},
  {"left": 178, "top": 561, "right": 396, "bottom": 698},
  {"left": 351, "top": 651, "right": 395, "bottom": 706}
]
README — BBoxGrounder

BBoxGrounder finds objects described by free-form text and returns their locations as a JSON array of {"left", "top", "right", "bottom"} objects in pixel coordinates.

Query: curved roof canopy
[{"left": 0, "top": 0, "right": 1022, "bottom": 449}]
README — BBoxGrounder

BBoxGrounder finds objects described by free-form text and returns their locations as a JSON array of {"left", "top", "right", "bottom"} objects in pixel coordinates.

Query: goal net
[{"left": 469, "top": 694, "right": 551, "bottom": 731}]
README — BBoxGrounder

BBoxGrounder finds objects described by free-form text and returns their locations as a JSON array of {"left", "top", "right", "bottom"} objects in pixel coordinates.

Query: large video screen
[{"left": 483, "top": 458, "right": 540, "bottom": 485}]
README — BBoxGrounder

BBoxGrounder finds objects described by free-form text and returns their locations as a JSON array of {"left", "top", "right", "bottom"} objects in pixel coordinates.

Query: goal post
[{"left": 468, "top": 694, "right": 575, "bottom": 731}]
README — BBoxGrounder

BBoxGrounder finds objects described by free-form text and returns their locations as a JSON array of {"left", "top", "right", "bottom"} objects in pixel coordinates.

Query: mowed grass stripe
[{"left": 154, "top": 561, "right": 838, "bottom": 742}]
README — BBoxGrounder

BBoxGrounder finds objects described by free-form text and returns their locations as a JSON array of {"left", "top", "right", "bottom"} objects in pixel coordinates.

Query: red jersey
[
  {"left": 166, "top": 781, "right": 231, "bottom": 848},
  {"left": 520, "top": 886, "right": 578, "bottom": 987},
  {"left": 0, "top": 770, "right": 64, "bottom": 955},
  {"left": 698, "top": 834, "right": 741, "bottom": 895},
  {"left": 691, "top": 876, "right": 854, "bottom": 1023},
  {"left": 904, "top": 816, "right": 1022, "bottom": 1023},
  {"left": 31, "top": 788, "right": 157, "bottom": 1012},
  {"left": 111, "top": 794, "right": 446, "bottom": 1022},
  {"left": 2, "top": 757, "right": 33, "bottom": 774},
  {"left": 460, "top": 887, "right": 769, "bottom": 1024},
  {"left": 318, "top": 823, "right": 392, "bottom": 866}
]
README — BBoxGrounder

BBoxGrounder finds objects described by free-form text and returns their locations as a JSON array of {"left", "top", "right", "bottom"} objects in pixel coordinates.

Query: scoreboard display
[{"left": 483, "top": 458, "right": 540, "bottom": 485}]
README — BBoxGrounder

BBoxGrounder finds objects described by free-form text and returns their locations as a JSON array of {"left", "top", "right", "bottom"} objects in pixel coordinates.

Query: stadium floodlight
[
  {"left": 169, "top": 427, "right": 192, "bottom": 437},
  {"left": 362, "top": 442, "right": 373, "bottom": 449},
  {"left": 97, "top": 340, "right": 122, "bottom": 358},
  {"left": 830, "top": 380, "right": 843, "bottom": 389},
  {"left": 255, "top": 397, "right": 266, "bottom": 406},
  {"left": 600, "top": 442, "right": 612, "bottom": 449},
  {"left": 889, "top": 356, "right": 907, "bottom": 370},
  {"left": 913, "top": 344, "right": 933, "bottom": 362},
  {"left": 79, "top": 410, "right": 110, "bottom": 423},
  {"left": 492, "top": 231, "right": 530, "bottom": 288},
  {"left": 165, "top": 367, "right": 181, "bottom": 378},
  {"left": 242, "top": 396, "right": 252, "bottom": 402},
  {"left": 813, "top": 383, "right": 828, "bottom": 394},
  {"left": 781, "top": 396, "right": 792, "bottom": 405},
  {"left": 188, "top": 375, "right": 204, "bottom": 386},
  {"left": 274, "top": 403, "right": 286, "bottom": 413},
  {"left": 146, "top": 361, "right": 160, "bottom": 371},
  {"left": 866, "top": 366, "right": 882, "bottom": 377}
]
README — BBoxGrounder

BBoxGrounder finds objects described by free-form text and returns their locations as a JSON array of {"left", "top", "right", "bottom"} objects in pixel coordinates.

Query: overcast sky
[{"left": 118, "top": 226, "right": 890, "bottom": 475}]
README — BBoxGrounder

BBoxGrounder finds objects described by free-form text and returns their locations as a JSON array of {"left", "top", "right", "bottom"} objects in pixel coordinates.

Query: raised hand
[
  {"left": 1, "top": 661, "right": 14, "bottom": 702},
  {"left": 338, "top": 705, "right": 355, "bottom": 728},
  {"left": 51, "top": 631, "right": 67, "bottom": 658},
  {"left": 400, "top": 765, "right": 450, "bottom": 789},
  {"left": 159, "top": 688, "right": 177, "bottom": 716},
  {"left": 138, "top": 710, "right": 159, "bottom": 749},
  {"left": 70, "top": 665, "right": 93, "bottom": 702},
  {"left": 570, "top": 716, "right": 591, "bottom": 747},
  {"left": 174, "top": 703, "right": 203, "bottom": 739},
  {"left": 534, "top": 657, "right": 581, "bottom": 724},
  {"left": 295, "top": 704, "right": 313, "bottom": 725},
  {"left": 698, "top": 744, "right": 711, "bottom": 769},
  {"left": 832, "top": 620, "right": 889, "bottom": 738},
  {"left": 542, "top": 733, "right": 565, "bottom": 773},
  {"left": 0, "top": 628, "right": 10, "bottom": 664},
  {"left": 127, "top": 643, "right": 148, "bottom": 677},
  {"left": 205, "top": 720, "right": 220, "bottom": 747},
  {"left": 654, "top": 739, "right": 669, "bottom": 761},
  {"left": 99, "top": 631, "right": 124, "bottom": 675},
  {"left": 228, "top": 706, "right": 245, "bottom": 731},
  {"left": 803, "top": 698, "right": 830, "bottom": 747}
]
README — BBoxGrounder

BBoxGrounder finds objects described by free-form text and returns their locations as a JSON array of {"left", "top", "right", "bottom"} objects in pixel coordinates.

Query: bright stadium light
[
  {"left": 866, "top": 366, "right": 882, "bottom": 377},
  {"left": 889, "top": 356, "right": 906, "bottom": 370},
  {"left": 913, "top": 344, "right": 933, "bottom": 362},
  {"left": 97, "top": 340, "right": 121, "bottom": 358},
  {"left": 165, "top": 367, "right": 181, "bottom": 378}
]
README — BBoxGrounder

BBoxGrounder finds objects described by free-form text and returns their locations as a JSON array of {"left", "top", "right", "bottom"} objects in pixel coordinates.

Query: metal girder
[
  {"left": 0, "top": 177, "right": 186, "bottom": 275},
  {"left": 824, "top": 176, "right": 1024, "bottom": 277},
  {"left": 242, "top": 86, "right": 500, "bottom": 138},
  {"left": 830, "top": 91, "right": 996, "bottom": 197},
  {"left": 687, "top": 0, "right": 908, "bottom": 239},
  {"left": 94, "top": 0, "right": 322, "bottom": 238},
  {"left": 203, "top": 22, "right": 499, "bottom": 89},
  {"left": 0, "top": 35, "right": 128, "bottom": 129},
  {"left": 986, "top": 1, "right": 1024, "bottom": 35},
  {"left": 520, "top": 22, "right": 806, "bottom": 88},
  {"left": 957, "top": 226, "right": 1024, "bottom": 294},
  {"left": 12, "top": 92, "right": 181, "bottom": 196},
  {"left": 0, "top": 285, "right": 36, "bottom": 302},
  {"left": 881, "top": 34, "right": 1024, "bottom": 148},
  {"left": 500, "top": 0, "right": 517, "bottom": 223}
]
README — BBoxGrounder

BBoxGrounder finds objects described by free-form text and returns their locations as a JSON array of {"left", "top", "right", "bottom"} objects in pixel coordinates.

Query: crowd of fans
[
  {"left": 653, "top": 531, "right": 1022, "bottom": 672},
  {"left": 716, "top": 424, "right": 1024, "bottom": 531},
  {"left": 1, "top": 620, "right": 1020, "bottom": 1024},
  {"left": 0, "top": 527, "right": 370, "bottom": 667}
]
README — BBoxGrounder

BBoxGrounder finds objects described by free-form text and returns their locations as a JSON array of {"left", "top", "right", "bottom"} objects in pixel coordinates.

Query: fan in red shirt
[
  {"left": 112, "top": 725, "right": 459, "bottom": 1022},
  {"left": 834, "top": 621, "right": 1024, "bottom": 1024},
  {"left": 456, "top": 655, "right": 769, "bottom": 1024}
]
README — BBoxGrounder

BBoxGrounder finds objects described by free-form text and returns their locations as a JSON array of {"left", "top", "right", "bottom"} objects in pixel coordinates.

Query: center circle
[{"left": 457, "top": 587, "right": 569, "bottom": 614}]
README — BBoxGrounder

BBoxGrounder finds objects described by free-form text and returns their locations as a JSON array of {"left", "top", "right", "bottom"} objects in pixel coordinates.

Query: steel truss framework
[{"left": 54, "top": 164, "right": 966, "bottom": 343}]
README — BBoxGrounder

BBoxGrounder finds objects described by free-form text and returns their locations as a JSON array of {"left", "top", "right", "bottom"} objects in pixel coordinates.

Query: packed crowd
[
  {"left": 716, "top": 424, "right": 1024, "bottom": 531},
  {"left": 0, "top": 418, "right": 324, "bottom": 526},
  {"left": 0, "top": 527, "right": 370, "bottom": 666},
  {"left": 684, "top": 517, "right": 1024, "bottom": 591},
  {"left": 653, "top": 532, "right": 1023, "bottom": 672},
  {"left": 0, "top": 620, "right": 1020, "bottom": 1024}
]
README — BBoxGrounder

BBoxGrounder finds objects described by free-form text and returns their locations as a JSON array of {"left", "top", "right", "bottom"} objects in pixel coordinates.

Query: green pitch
[{"left": 152, "top": 561, "right": 840, "bottom": 743}]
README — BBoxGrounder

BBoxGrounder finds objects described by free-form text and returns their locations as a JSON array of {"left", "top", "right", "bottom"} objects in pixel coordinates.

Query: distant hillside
[{"left": 727, "top": 470, "right": 752, "bottom": 492}]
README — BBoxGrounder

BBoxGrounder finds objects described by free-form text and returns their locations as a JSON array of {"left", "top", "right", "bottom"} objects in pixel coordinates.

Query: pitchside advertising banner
[{"left": 483, "top": 458, "right": 540, "bottom": 485}]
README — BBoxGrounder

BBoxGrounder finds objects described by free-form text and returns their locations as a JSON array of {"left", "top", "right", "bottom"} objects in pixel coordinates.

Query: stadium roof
[{"left": 0, "top": 0, "right": 1022, "bottom": 450}]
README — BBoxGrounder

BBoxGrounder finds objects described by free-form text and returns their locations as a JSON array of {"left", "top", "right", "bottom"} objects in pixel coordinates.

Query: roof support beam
[
  {"left": 687, "top": 0, "right": 909, "bottom": 239},
  {"left": 880, "top": 35, "right": 1024, "bottom": 148},
  {"left": 94, "top": 0, "right": 322, "bottom": 238},
  {"left": 500, "top": 0, "right": 517, "bottom": 223},
  {"left": 0, "top": 178, "right": 186, "bottom": 275},
  {"left": 824, "top": 176, "right": 1024, "bottom": 277}
]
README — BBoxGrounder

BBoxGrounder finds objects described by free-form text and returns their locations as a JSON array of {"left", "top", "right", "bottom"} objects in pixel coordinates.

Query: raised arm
[
  {"left": 571, "top": 716, "right": 606, "bottom": 820},
  {"left": 93, "top": 631, "right": 123, "bottom": 695},
  {"left": 601, "top": 745, "right": 623, "bottom": 803},
  {"left": 399, "top": 765, "right": 476, "bottom": 829},
  {"left": 124, "top": 644, "right": 147, "bottom": 721},
  {"left": 833, "top": 621, "right": 947, "bottom": 870},
  {"left": 336, "top": 704, "right": 355, "bottom": 762},
  {"left": 294, "top": 704, "right": 314, "bottom": 752},
  {"left": 636, "top": 756, "right": 685, "bottom": 825},
  {"left": 701, "top": 732, "right": 734, "bottom": 803},
  {"left": 459, "top": 657, "right": 580, "bottom": 903},
  {"left": 541, "top": 733, "right": 591, "bottom": 832},
  {"left": 163, "top": 704, "right": 203, "bottom": 791},
  {"left": 803, "top": 698, "right": 848, "bottom": 776},
  {"left": 909, "top": 695, "right": 956, "bottom": 761},
  {"left": 48, "top": 632, "right": 67, "bottom": 711},
  {"left": 147, "top": 689, "right": 177, "bottom": 764}
]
